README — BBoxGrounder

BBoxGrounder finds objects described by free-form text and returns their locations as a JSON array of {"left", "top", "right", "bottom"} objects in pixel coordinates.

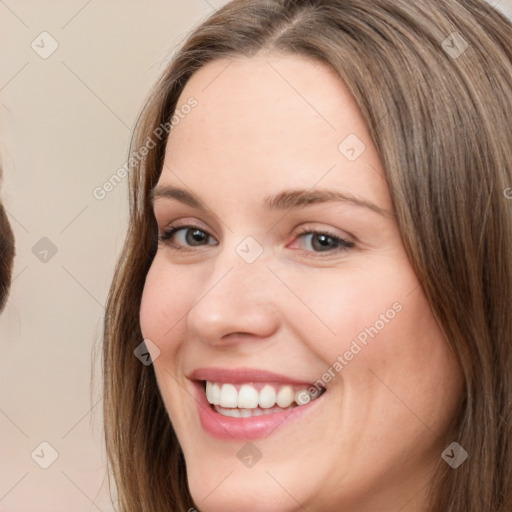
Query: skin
[{"left": 139, "top": 53, "right": 465, "bottom": 512}]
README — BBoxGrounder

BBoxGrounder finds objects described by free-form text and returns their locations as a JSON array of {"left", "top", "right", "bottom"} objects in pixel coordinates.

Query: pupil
[
  {"left": 188, "top": 229, "right": 206, "bottom": 245},
  {"left": 314, "top": 234, "right": 333, "bottom": 251}
]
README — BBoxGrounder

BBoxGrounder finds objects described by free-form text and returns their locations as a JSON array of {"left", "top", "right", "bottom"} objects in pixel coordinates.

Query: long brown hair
[{"left": 101, "top": 1, "right": 512, "bottom": 510}]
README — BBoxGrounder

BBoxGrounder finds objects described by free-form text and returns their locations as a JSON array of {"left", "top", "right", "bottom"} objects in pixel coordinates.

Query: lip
[
  {"left": 189, "top": 366, "right": 318, "bottom": 386},
  {"left": 189, "top": 368, "right": 327, "bottom": 440}
]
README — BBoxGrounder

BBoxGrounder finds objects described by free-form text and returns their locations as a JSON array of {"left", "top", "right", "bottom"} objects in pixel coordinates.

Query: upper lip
[{"left": 189, "top": 367, "right": 319, "bottom": 386}]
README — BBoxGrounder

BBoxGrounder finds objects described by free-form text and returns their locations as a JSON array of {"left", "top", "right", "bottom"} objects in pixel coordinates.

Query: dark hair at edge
[{"left": 0, "top": 165, "right": 14, "bottom": 312}]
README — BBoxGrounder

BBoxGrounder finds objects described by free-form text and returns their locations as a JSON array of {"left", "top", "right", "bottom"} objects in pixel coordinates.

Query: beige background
[{"left": 1, "top": 1, "right": 511, "bottom": 510}]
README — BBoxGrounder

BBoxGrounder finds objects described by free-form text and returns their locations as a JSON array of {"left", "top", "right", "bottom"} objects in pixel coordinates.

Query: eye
[
  {"left": 292, "top": 227, "right": 355, "bottom": 254},
  {"left": 158, "top": 223, "right": 217, "bottom": 249},
  {"left": 158, "top": 222, "right": 355, "bottom": 255}
]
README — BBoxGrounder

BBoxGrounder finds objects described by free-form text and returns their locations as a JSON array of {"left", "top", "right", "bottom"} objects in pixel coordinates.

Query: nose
[{"left": 186, "top": 247, "right": 280, "bottom": 346}]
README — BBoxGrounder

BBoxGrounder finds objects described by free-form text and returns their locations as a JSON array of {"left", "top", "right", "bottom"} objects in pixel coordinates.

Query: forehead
[{"left": 161, "top": 53, "right": 391, "bottom": 213}]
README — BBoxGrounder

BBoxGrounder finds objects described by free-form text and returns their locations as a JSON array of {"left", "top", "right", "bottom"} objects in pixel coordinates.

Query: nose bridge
[{"left": 186, "top": 237, "right": 279, "bottom": 343}]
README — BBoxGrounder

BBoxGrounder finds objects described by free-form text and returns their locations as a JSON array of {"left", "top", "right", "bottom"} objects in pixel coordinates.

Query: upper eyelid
[
  {"left": 159, "top": 221, "right": 347, "bottom": 237},
  {"left": 152, "top": 204, "right": 227, "bottom": 236},
  {"left": 160, "top": 220, "right": 215, "bottom": 237}
]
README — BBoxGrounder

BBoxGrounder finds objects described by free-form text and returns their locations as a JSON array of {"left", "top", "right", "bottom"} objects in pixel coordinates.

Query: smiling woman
[{"left": 101, "top": 1, "right": 512, "bottom": 511}]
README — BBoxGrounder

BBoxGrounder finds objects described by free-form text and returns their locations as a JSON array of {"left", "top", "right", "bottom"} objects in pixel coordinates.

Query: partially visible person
[{"left": 0, "top": 166, "right": 14, "bottom": 311}]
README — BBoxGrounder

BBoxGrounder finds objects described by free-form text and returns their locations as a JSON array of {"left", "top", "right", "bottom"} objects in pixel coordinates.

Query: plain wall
[{"left": 1, "top": 1, "right": 511, "bottom": 510}]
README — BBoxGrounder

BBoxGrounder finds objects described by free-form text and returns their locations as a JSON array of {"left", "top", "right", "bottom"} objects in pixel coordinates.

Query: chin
[{"left": 187, "top": 469, "right": 303, "bottom": 512}]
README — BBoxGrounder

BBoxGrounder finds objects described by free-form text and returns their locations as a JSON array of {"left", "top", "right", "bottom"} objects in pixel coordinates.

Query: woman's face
[{"left": 140, "top": 53, "right": 464, "bottom": 512}]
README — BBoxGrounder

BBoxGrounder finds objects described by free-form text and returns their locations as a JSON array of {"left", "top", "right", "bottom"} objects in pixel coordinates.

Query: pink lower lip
[{"left": 191, "top": 380, "right": 326, "bottom": 440}]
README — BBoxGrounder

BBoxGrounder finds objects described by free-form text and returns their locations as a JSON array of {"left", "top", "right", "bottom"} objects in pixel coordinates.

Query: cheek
[
  {"left": 293, "top": 255, "right": 463, "bottom": 423},
  {"left": 282, "top": 258, "right": 417, "bottom": 369},
  {"left": 337, "top": 279, "right": 464, "bottom": 438},
  {"left": 139, "top": 256, "right": 196, "bottom": 350}
]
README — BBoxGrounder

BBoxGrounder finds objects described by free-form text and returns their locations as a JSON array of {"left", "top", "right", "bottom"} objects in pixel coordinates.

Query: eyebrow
[{"left": 150, "top": 185, "right": 391, "bottom": 217}]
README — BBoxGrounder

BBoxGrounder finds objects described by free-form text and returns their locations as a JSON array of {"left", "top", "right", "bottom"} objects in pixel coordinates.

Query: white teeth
[
  {"left": 218, "top": 383, "right": 238, "bottom": 408},
  {"left": 258, "top": 384, "right": 276, "bottom": 409},
  {"left": 204, "top": 381, "right": 324, "bottom": 411},
  {"left": 205, "top": 382, "right": 221, "bottom": 405},
  {"left": 239, "top": 408, "right": 252, "bottom": 418},
  {"left": 295, "top": 390, "right": 310, "bottom": 405},
  {"left": 276, "top": 385, "right": 295, "bottom": 408},
  {"left": 218, "top": 407, "right": 241, "bottom": 418},
  {"left": 237, "top": 384, "right": 259, "bottom": 409},
  {"left": 214, "top": 404, "right": 294, "bottom": 418}
]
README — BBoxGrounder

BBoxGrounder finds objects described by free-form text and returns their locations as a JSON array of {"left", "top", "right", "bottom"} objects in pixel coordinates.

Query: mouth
[
  {"left": 200, "top": 380, "right": 326, "bottom": 417},
  {"left": 189, "top": 367, "right": 327, "bottom": 439}
]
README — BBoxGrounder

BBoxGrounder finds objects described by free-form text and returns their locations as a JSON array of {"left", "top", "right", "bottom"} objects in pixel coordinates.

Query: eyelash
[{"left": 158, "top": 222, "right": 355, "bottom": 255}]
